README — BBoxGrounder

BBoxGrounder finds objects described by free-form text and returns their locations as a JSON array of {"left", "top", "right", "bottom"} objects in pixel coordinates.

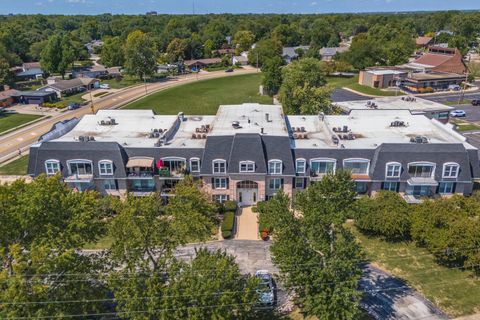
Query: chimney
[
  {"left": 265, "top": 113, "right": 270, "bottom": 122},
  {"left": 261, "top": 127, "right": 264, "bottom": 134}
]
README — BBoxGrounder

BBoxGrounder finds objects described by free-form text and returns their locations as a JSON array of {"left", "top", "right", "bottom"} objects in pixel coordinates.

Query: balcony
[
  {"left": 64, "top": 173, "right": 94, "bottom": 183},
  {"left": 127, "top": 169, "right": 154, "bottom": 179},
  {"left": 126, "top": 157, "right": 155, "bottom": 179},
  {"left": 158, "top": 158, "right": 187, "bottom": 179}
]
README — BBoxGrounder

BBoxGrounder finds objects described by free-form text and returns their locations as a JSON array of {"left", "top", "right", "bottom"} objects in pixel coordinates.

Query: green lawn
[
  {"left": 325, "top": 76, "right": 358, "bottom": 88},
  {"left": 326, "top": 75, "right": 403, "bottom": 97},
  {"left": 445, "top": 99, "right": 472, "bottom": 106},
  {"left": 349, "top": 223, "right": 480, "bottom": 317},
  {"left": 102, "top": 76, "right": 143, "bottom": 89},
  {"left": 123, "top": 73, "right": 273, "bottom": 115},
  {"left": 0, "top": 113, "right": 43, "bottom": 134},
  {"left": 451, "top": 120, "right": 480, "bottom": 132},
  {"left": 0, "top": 155, "right": 29, "bottom": 175}
]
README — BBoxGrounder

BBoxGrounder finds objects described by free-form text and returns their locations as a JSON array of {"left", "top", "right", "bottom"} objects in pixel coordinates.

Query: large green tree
[
  {"left": 124, "top": 30, "right": 157, "bottom": 79},
  {"left": 233, "top": 30, "right": 255, "bottom": 53},
  {"left": 101, "top": 36, "right": 125, "bottom": 67},
  {"left": 0, "top": 176, "right": 108, "bottom": 318},
  {"left": 40, "top": 34, "right": 76, "bottom": 78},
  {"left": 278, "top": 58, "right": 332, "bottom": 115},
  {"left": 260, "top": 171, "right": 363, "bottom": 319},
  {"left": 261, "top": 56, "right": 284, "bottom": 96},
  {"left": 248, "top": 38, "right": 282, "bottom": 68}
]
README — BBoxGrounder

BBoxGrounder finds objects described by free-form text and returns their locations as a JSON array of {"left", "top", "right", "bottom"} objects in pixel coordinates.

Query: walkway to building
[{"left": 234, "top": 206, "right": 259, "bottom": 240}]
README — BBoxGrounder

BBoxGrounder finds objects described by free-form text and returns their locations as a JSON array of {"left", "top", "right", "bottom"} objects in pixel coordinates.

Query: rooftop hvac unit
[
  {"left": 100, "top": 120, "right": 106, "bottom": 125},
  {"left": 79, "top": 136, "right": 85, "bottom": 142},
  {"left": 301, "top": 127, "right": 306, "bottom": 132},
  {"left": 332, "top": 136, "right": 339, "bottom": 144},
  {"left": 89, "top": 136, "right": 95, "bottom": 141},
  {"left": 192, "top": 134, "right": 197, "bottom": 139},
  {"left": 343, "top": 125, "right": 348, "bottom": 132},
  {"left": 110, "top": 118, "right": 116, "bottom": 125}
]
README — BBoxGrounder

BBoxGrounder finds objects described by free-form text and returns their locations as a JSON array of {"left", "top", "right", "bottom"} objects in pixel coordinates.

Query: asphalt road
[
  {"left": 449, "top": 104, "right": 480, "bottom": 122},
  {"left": 174, "top": 240, "right": 448, "bottom": 319},
  {"left": 0, "top": 68, "right": 258, "bottom": 163}
]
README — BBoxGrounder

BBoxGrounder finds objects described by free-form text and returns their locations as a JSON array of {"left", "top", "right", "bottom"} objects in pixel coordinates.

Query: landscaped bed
[{"left": 123, "top": 73, "right": 273, "bottom": 115}]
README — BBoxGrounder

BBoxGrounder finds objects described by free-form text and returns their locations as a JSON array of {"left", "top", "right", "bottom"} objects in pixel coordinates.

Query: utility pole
[
  {"left": 144, "top": 73, "right": 148, "bottom": 96},
  {"left": 89, "top": 87, "right": 95, "bottom": 114},
  {"left": 256, "top": 51, "right": 259, "bottom": 72}
]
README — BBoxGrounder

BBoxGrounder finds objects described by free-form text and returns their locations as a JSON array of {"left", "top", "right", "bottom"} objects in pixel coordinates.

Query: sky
[{"left": 1, "top": 0, "right": 479, "bottom": 15}]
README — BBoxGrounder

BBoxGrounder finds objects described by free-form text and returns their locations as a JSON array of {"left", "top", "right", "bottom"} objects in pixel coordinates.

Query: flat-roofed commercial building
[{"left": 28, "top": 104, "right": 480, "bottom": 204}]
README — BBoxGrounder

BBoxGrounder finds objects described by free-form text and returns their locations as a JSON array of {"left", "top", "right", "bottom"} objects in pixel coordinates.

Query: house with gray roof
[
  {"left": 28, "top": 104, "right": 480, "bottom": 205},
  {"left": 43, "top": 78, "right": 99, "bottom": 98},
  {"left": 282, "top": 46, "right": 310, "bottom": 64}
]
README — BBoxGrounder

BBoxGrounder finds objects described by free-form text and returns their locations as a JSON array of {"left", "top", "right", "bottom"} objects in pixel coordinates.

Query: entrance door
[{"left": 236, "top": 180, "right": 259, "bottom": 207}]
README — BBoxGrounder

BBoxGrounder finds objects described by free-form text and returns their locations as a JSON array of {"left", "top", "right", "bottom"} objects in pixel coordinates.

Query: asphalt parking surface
[{"left": 449, "top": 104, "right": 480, "bottom": 122}]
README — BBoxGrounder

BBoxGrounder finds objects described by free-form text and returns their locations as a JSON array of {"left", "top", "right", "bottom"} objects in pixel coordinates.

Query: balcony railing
[
  {"left": 158, "top": 167, "right": 187, "bottom": 178},
  {"left": 127, "top": 170, "right": 154, "bottom": 178}
]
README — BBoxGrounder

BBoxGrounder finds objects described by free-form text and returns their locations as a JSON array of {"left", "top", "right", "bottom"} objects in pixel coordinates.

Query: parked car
[
  {"left": 450, "top": 110, "right": 466, "bottom": 117},
  {"left": 225, "top": 68, "right": 234, "bottom": 73},
  {"left": 471, "top": 100, "right": 480, "bottom": 106},
  {"left": 255, "top": 270, "right": 275, "bottom": 306},
  {"left": 99, "top": 83, "right": 110, "bottom": 89},
  {"left": 67, "top": 103, "right": 80, "bottom": 110},
  {"left": 448, "top": 84, "right": 461, "bottom": 91}
]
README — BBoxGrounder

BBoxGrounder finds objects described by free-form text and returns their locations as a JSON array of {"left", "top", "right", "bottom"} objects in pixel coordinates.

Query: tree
[
  {"left": 166, "top": 37, "right": 188, "bottom": 64},
  {"left": 0, "top": 59, "right": 14, "bottom": 87},
  {"left": 124, "top": 30, "right": 157, "bottom": 79},
  {"left": 100, "top": 36, "right": 125, "bottom": 67},
  {"left": 261, "top": 56, "right": 283, "bottom": 96},
  {"left": 0, "top": 176, "right": 108, "bottom": 318},
  {"left": 162, "top": 249, "right": 259, "bottom": 319},
  {"left": 40, "top": 34, "right": 75, "bottom": 78},
  {"left": 278, "top": 58, "right": 332, "bottom": 115},
  {"left": 260, "top": 171, "right": 363, "bottom": 319},
  {"left": 355, "top": 191, "right": 411, "bottom": 241},
  {"left": 248, "top": 38, "right": 282, "bottom": 68},
  {"left": 233, "top": 30, "right": 255, "bottom": 53},
  {"left": 271, "top": 24, "right": 301, "bottom": 47},
  {"left": 28, "top": 40, "right": 48, "bottom": 61}
]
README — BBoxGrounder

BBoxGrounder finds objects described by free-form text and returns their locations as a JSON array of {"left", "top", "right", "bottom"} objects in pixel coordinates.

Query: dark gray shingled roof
[
  {"left": 262, "top": 135, "right": 295, "bottom": 176},
  {"left": 201, "top": 135, "right": 234, "bottom": 175},
  {"left": 228, "top": 134, "right": 266, "bottom": 174}
]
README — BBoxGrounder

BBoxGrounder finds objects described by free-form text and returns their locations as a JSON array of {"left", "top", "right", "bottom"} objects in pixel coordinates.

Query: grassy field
[
  {"left": 102, "top": 76, "right": 143, "bottom": 89},
  {"left": 0, "top": 155, "right": 29, "bottom": 175},
  {"left": 348, "top": 223, "right": 480, "bottom": 317},
  {"left": 0, "top": 113, "right": 43, "bottom": 134},
  {"left": 124, "top": 73, "right": 273, "bottom": 115},
  {"left": 326, "top": 75, "right": 403, "bottom": 97},
  {"left": 451, "top": 119, "right": 480, "bottom": 132},
  {"left": 445, "top": 99, "right": 472, "bottom": 106}
]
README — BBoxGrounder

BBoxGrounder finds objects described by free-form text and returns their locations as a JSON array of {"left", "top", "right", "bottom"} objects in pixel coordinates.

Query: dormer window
[
  {"left": 343, "top": 158, "right": 370, "bottom": 174},
  {"left": 386, "top": 162, "right": 401, "bottom": 178},
  {"left": 190, "top": 158, "right": 200, "bottom": 172},
  {"left": 213, "top": 159, "right": 226, "bottom": 174},
  {"left": 45, "top": 160, "right": 61, "bottom": 175},
  {"left": 239, "top": 161, "right": 255, "bottom": 173},
  {"left": 443, "top": 162, "right": 459, "bottom": 178},
  {"left": 99, "top": 160, "right": 114, "bottom": 175},
  {"left": 268, "top": 160, "right": 282, "bottom": 175},
  {"left": 296, "top": 159, "right": 306, "bottom": 174}
]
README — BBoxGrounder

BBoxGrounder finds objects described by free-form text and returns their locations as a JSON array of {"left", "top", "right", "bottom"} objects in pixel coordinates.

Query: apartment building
[{"left": 28, "top": 104, "right": 480, "bottom": 205}]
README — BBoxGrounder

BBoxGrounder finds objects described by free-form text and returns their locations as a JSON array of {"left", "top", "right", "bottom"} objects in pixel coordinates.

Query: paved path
[
  {"left": 0, "top": 68, "right": 258, "bottom": 164},
  {"left": 174, "top": 240, "right": 448, "bottom": 319},
  {"left": 235, "top": 207, "right": 259, "bottom": 240}
]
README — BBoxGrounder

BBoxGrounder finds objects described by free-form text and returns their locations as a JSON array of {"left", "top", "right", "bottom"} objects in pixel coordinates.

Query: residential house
[
  {"left": 73, "top": 65, "right": 108, "bottom": 79},
  {"left": 233, "top": 55, "right": 248, "bottom": 66},
  {"left": 282, "top": 46, "right": 310, "bottom": 64},
  {"left": 319, "top": 47, "right": 349, "bottom": 61},
  {"left": 44, "top": 78, "right": 99, "bottom": 98},
  {"left": 12, "top": 90, "right": 57, "bottom": 105},
  {"left": 16, "top": 62, "right": 44, "bottom": 81},
  {"left": 416, "top": 36, "right": 434, "bottom": 48},
  {"left": 184, "top": 58, "right": 222, "bottom": 71},
  {"left": 28, "top": 104, "right": 479, "bottom": 204},
  {"left": 0, "top": 89, "right": 20, "bottom": 108}
]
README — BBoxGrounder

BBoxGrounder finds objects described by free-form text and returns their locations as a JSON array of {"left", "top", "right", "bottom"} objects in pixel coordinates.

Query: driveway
[
  {"left": 235, "top": 207, "right": 259, "bottom": 240},
  {"left": 174, "top": 240, "right": 448, "bottom": 319}
]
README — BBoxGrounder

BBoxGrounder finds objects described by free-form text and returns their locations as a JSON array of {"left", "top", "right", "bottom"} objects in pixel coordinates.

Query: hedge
[
  {"left": 223, "top": 200, "right": 238, "bottom": 213},
  {"left": 221, "top": 212, "right": 235, "bottom": 239}
]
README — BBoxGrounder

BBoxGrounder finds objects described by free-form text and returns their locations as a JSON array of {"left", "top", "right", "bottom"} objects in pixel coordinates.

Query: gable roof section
[
  {"left": 262, "top": 135, "right": 295, "bottom": 175},
  {"left": 200, "top": 135, "right": 234, "bottom": 175}
]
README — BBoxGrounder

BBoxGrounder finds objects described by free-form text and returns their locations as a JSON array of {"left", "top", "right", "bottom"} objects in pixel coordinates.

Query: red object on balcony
[{"left": 156, "top": 160, "right": 164, "bottom": 169}]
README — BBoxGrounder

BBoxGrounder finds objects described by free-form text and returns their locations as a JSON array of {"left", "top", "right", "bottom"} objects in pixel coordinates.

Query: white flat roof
[
  {"left": 367, "top": 70, "right": 405, "bottom": 75},
  {"left": 210, "top": 104, "right": 288, "bottom": 136},
  {"left": 335, "top": 96, "right": 453, "bottom": 113}
]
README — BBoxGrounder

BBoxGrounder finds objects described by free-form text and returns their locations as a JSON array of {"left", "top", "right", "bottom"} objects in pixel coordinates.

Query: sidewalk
[{"left": 234, "top": 207, "right": 259, "bottom": 240}]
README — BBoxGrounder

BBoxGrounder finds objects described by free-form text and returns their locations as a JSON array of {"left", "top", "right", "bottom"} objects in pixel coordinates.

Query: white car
[
  {"left": 255, "top": 270, "right": 275, "bottom": 306},
  {"left": 99, "top": 84, "right": 110, "bottom": 89},
  {"left": 450, "top": 110, "right": 466, "bottom": 117}
]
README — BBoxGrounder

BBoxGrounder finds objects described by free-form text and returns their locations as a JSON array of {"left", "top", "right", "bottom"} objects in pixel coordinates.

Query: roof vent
[
  {"left": 390, "top": 120, "right": 406, "bottom": 127},
  {"left": 232, "top": 121, "right": 242, "bottom": 129},
  {"left": 410, "top": 136, "right": 429, "bottom": 144}
]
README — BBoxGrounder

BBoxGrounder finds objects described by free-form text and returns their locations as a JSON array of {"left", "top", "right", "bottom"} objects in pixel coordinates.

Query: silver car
[{"left": 255, "top": 270, "right": 275, "bottom": 306}]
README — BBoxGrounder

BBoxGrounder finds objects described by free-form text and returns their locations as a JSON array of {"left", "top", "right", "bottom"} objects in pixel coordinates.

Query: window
[
  {"left": 213, "top": 177, "right": 228, "bottom": 189},
  {"left": 443, "top": 163, "right": 459, "bottom": 178},
  {"left": 268, "top": 160, "right": 282, "bottom": 175},
  {"left": 408, "top": 162, "right": 435, "bottom": 178},
  {"left": 190, "top": 158, "right": 200, "bottom": 172},
  {"left": 213, "top": 194, "right": 230, "bottom": 203},
  {"left": 437, "top": 112, "right": 449, "bottom": 120},
  {"left": 103, "top": 179, "right": 117, "bottom": 190},
  {"left": 386, "top": 162, "right": 401, "bottom": 178},
  {"left": 355, "top": 182, "right": 368, "bottom": 194},
  {"left": 406, "top": 185, "right": 430, "bottom": 197},
  {"left": 296, "top": 159, "right": 306, "bottom": 174},
  {"left": 382, "top": 181, "right": 399, "bottom": 192},
  {"left": 343, "top": 159, "right": 369, "bottom": 174},
  {"left": 99, "top": 160, "right": 113, "bottom": 175},
  {"left": 67, "top": 160, "right": 93, "bottom": 175},
  {"left": 269, "top": 178, "right": 283, "bottom": 190},
  {"left": 310, "top": 159, "right": 335, "bottom": 175},
  {"left": 438, "top": 182, "right": 456, "bottom": 194},
  {"left": 45, "top": 160, "right": 60, "bottom": 175},
  {"left": 295, "top": 178, "right": 305, "bottom": 189},
  {"left": 213, "top": 160, "right": 226, "bottom": 174},
  {"left": 239, "top": 161, "right": 255, "bottom": 173}
]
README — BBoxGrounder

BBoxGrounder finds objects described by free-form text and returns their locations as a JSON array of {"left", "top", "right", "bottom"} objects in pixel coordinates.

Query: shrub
[
  {"left": 251, "top": 206, "right": 258, "bottom": 213},
  {"left": 223, "top": 200, "right": 237, "bottom": 213},
  {"left": 221, "top": 211, "right": 235, "bottom": 239},
  {"left": 355, "top": 191, "right": 411, "bottom": 241}
]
